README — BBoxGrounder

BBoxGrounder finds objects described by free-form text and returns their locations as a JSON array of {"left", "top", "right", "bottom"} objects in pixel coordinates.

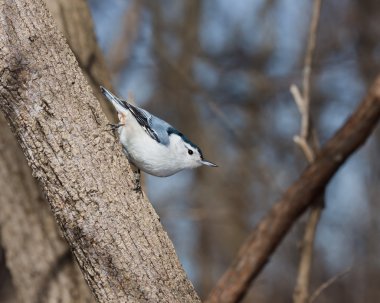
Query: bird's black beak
[{"left": 201, "top": 160, "right": 218, "bottom": 167}]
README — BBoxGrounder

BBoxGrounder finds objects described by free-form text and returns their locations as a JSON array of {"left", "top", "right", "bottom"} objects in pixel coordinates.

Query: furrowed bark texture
[
  {"left": 0, "top": 1, "right": 113, "bottom": 301},
  {"left": 44, "top": 0, "right": 115, "bottom": 121},
  {"left": 207, "top": 77, "right": 380, "bottom": 303},
  {"left": 0, "top": 1, "right": 200, "bottom": 302},
  {"left": 0, "top": 112, "right": 94, "bottom": 303}
]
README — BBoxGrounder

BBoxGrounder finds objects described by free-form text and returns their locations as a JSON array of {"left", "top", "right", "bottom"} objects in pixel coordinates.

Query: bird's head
[{"left": 168, "top": 128, "right": 217, "bottom": 170}]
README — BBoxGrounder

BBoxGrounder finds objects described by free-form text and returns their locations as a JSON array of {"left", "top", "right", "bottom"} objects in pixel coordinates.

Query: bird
[{"left": 100, "top": 87, "right": 217, "bottom": 178}]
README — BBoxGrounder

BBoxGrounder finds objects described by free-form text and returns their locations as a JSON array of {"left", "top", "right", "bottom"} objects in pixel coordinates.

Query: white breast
[{"left": 118, "top": 112, "right": 185, "bottom": 177}]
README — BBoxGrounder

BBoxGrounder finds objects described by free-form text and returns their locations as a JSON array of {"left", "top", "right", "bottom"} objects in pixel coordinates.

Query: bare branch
[
  {"left": 292, "top": 1, "right": 323, "bottom": 303},
  {"left": 309, "top": 267, "right": 352, "bottom": 303},
  {"left": 293, "top": 135, "right": 315, "bottom": 162},
  {"left": 292, "top": 200, "right": 323, "bottom": 303},
  {"left": 301, "top": 0, "right": 322, "bottom": 139},
  {"left": 206, "top": 76, "right": 380, "bottom": 303},
  {"left": 291, "top": 84, "right": 306, "bottom": 117}
]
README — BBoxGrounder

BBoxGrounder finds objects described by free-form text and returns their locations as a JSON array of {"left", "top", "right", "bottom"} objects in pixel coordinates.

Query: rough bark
[
  {"left": 0, "top": 112, "right": 94, "bottom": 303},
  {"left": 0, "top": 0, "right": 114, "bottom": 302},
  {"left": 206, "top": 76, "right": 380, "bottom": 303},
  {"left": 0, "top": 1, "right": 200, "bottom": 302},
  {"left": 44, "top": 0, "right": 115, "bottom": 121}
]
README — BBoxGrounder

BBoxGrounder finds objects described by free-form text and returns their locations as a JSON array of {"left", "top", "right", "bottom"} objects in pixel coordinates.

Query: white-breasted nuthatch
[{"left": 100, "top": 87, "right": 217, "bottom": 177}]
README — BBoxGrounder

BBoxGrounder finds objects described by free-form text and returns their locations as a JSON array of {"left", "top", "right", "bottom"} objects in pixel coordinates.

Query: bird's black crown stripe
[{"left": 167, "top": 127, "right": 203, "bottom": 159}]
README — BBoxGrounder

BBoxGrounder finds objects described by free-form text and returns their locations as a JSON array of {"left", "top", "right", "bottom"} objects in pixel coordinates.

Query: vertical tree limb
[
  {"left": 0, "top": 1, "right": 200, "bottom": 302},
  {"left": 292, "top": 1, "right": 324, "bottom": 302},
  {"left": 206, "top": 76, "right": 380, "bottom": 303},
  {"left": 301, "top": 0, "right": 322, "bottom": 140}
]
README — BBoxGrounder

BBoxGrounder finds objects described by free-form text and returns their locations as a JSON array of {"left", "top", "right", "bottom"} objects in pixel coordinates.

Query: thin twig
[
  {"left": 291, "top": 1, "right": 323, "bottom": 303},
  {"left": 291, "top": 84, "right": 306, "bottom": 116},
  {"left": 293, "top": 135, "right": 315, "bottom": 162},
  {"left": 293, "top": 199, "right": 323, "bottom": 303},
  {"left": 301, "top": 0, "right": 322, "bottom": 140},
  {"left": 309, "top": 267, "right": 352, "bottom": 303}
]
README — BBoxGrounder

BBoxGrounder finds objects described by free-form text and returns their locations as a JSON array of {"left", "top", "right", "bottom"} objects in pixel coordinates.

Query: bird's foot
[
  {"left": 133, "top": 169, "right": 142, "bottom": 192},
  {"left": 107, "top": 123, "right": 124, "bottom": 131}
]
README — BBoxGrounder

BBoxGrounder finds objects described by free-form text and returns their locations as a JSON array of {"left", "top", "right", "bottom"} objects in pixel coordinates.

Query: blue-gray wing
[
  {"left": 100, "top": 86, "right": 167, "bottom": 142},
  {"left": 128, "top": 104, "right": 170, "bottom": 145}
]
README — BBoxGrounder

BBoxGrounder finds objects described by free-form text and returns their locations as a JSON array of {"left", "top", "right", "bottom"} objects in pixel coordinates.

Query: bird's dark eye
[{"left": 188, "top": 149, "right": 193, "bottom": 155}]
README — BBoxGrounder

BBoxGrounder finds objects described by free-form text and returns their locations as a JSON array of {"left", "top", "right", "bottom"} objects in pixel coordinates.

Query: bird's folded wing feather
[{"left": 127, "top": 103, "right": 161, "bottom": 143}]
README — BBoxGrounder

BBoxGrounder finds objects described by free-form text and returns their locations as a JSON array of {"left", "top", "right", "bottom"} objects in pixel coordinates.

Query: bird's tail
[{"left": 100, "top": 86, "right": 130, "bottom": 114}]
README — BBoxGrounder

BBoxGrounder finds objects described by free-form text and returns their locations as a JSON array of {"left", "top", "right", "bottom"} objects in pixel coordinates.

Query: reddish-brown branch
[{"left": 206, "top": 77, "right": 380, "bottom": 303}]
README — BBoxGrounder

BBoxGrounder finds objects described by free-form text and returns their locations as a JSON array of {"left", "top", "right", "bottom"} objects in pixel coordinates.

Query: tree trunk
[
  {"left": 0, "top": 1, "right": 200, "bottom": 302},
  {"left": 0, "top": 0, "right": 112, "bottom": 301},
  {"left": 44, "top": 0, "right": 115, "bottom": 121},
  {"left": 0, "top": 112, "right": 94, "bottom": 303}
]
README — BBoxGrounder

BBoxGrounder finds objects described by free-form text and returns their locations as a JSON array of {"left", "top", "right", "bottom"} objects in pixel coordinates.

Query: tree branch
[
  {"left": 44, "top": 0, "right": 116, "bottom": 121},
  {"left": 309, "top": 267, "right": 351, "bottom": 303},
  {"left": 292, "top": 1, "right": 323, "bottom": 302},
  {"left": 301, "top": 0, "right": 322, "bottom": 140},
  {"left": 0, "top": 110, "right": 95, "bottom": 303},
  {"left": 206, "top": 76, "right": 380, "bottom": 303},
  {"left": 0, "top": 1, "right": 200, "bottom": 302}
]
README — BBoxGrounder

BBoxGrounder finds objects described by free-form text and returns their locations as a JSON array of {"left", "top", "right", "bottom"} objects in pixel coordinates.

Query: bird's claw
[
  {"left": 133, "top": 169, "right": 142, "bottom": 193},
  {"left": 133, "top": 183, "right": 142, "bottom": 192},
  {"left": 107, "top": 123, "right": 124, "bottom": 131}
]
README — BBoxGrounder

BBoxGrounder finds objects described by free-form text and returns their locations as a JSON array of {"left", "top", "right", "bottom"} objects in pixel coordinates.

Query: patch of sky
[
  {"left": 119, "top": 68, "right": 155, "bottom": 105},
  {"left": 192, "top": 58, "right": 220, "bottom": 90},
  {"left": 145, "top": 169, "right": 194, "bottom": 207},
  {"left": 238, "top": 0, "right": 273, "bottom": 54},
  {"left": 144, "top": 170, "right": 197, "bottom": 280},
  {"left": 129, "top": 9, "right": 154, "bottom": 65},
  {"left": 317, "top": 59, "right": 365, "bottom": 140},
  {"left": 325, "top": 154, "right": 369, "bottom": 229},
  {"left": 219, "top": 70, "right": 254, "bottom": 103},
  {"left": 159, "top": 0, "right": 185, "bottom": 25},
  {"left": 316, "top": 154, "right": 369, "bottom": 271},
  {"left": 265, "top": 0, "right": 310, "bottom": 76},
  {"left": 117, "top": 10, "right": 155, "bottom": 105},
  {"left": 199, "top": 0, "right": 234, "bottom": 55},
  {"left": 318, "top": 55, "right": 365, "bottom": 105},
  {"left": 266, "top": 92, "right": 299, "bottom": 139},
  {"left": 161, "top": 31, "right": 181, "bottom": 59},
  {"left": 200, "top": 0, "right": 269, "bottom": 55},
  {"left": 88, "top": 0, "right": 131, "bottom": 53},
  {"left": 315, "top": 222, "right": 356, "bottom": 272}
]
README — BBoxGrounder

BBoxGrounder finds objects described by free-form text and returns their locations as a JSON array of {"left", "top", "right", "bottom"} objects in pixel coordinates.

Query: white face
[
  {"left": 182, "top": 142, "right": 203, "bottom": 168},
  {"left": 170, "top": 134, "right": 217, "bottom": 169}
]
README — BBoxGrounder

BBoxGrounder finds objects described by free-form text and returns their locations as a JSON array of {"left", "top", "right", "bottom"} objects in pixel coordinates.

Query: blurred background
[
  {"left": 88, "top": 0, "right": 380, "bottom": 302},
  {"left": 1, "top": 0, "right": 380, "bottom": 302}
]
